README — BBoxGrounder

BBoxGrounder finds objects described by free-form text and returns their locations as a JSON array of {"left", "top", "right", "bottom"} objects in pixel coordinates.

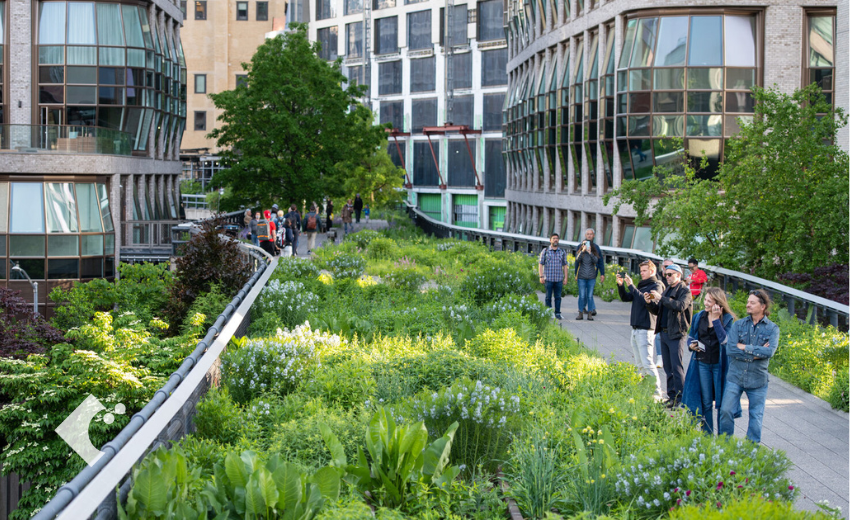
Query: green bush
[
  {"left": 273, "top": 256, "right": 321, "bottom": 281},
  {"left": 302, "top": 358, "right": 377, "bottom": 409},
  {"left": 326, "top": 250, "right": 367, "bottom": 279},
  {"left": 315, "top": 500, "right": 374, "bottom": 519},
  {"left": 269, "top": 403, "right": 368, "bottom": 469},
  {"left": 827, "top": 366, "right": 849, "bottom": 412},
  {"left": 347, "top": 229, "right": 382, "bottom": 249},
  {"left": 193, "top": 386, "right": 248, "bottom": 445},
  {"left": 460, "top": 263, "right": 535, "bottom": 305},
  {"left": 669, "top": 495, "right": 835, "bottom": 519},
  {"left": 367, "top": 237, "right": 399, "bottom": 260},
  {"left": 252, "top": 279, "right": 320, "bottom": 330},
  {"left": 181, "top": 283, "right": 231, "bottom": 333},
  {"left": 384, "top": 267, "right": 426, "bottom": 292}
]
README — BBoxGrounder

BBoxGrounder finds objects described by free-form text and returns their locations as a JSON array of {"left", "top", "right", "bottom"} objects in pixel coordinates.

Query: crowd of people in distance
[
  {"left": 241, "top": 195, "right": 370, "bottom": 258},
  {"left": 538, "top": 230, "right": 779, "bottom": 444}
]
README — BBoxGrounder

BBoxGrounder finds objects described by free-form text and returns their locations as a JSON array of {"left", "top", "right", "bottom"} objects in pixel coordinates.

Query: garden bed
[{"left": 116, "top": 226, "right": 810, "bottom": 519}]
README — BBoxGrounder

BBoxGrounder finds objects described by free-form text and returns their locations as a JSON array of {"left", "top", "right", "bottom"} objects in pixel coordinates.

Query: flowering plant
[
  {"left": 253, "top": 279, "right": 320, "bottom": 329},
  {"left": 485, "top": 294, "right": 552, "bottom": 329},
  {"left": 326, "top": 251, "right": 367, "bottom": 279},
  {"left": 460, "top": 264, "right": 534, "bottom": 305}
]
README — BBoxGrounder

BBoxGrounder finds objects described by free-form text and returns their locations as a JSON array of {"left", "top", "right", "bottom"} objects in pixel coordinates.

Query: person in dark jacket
[
  {"left": 617, "top": 260, "right": 665, "bottom": 400},
  {"left": 573, "top": 228, "right": 605, "bottom": 320},
  {"left": 325, "top": 200, "right": 334, "bottom": 230},
  {"left": 353, "top": 194, "right": 364, "bottom": 223},
  {"left": 645, "top": 263, "right": 693, "bottom": 408},
  {"left": 682, "top": 287, "right": 740, "bottom": 434},
  {"left": 285, "top": 204, "right": 301, "bottom": 256}
]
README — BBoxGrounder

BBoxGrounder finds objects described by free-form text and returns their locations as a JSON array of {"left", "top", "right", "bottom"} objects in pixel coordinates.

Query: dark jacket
[
  {"left": 573, "top": 242, "right": 605, "bottom": 278},
  {"left": 646, "top": 280, "right": 693, "bottom": 339},
  {"left": 285, "top": 211, "right": 301, "bottom": 234},
  {"left": 353, "top": 197, "right": 363, "bottom": 211},
  {"left": 682, "top": 311, "right": 742, "bottom": 419},
  {"left": 618, "top": 275, "right": 664, "bottom": 330}
]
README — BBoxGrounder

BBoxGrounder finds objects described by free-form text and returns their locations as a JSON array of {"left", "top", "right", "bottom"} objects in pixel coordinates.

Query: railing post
[
  {"left": 828, "top": 309, "right": 838, "bottom": 328},
  {"left": 785, "top": 295, "right": 796, "bottom": 318}
]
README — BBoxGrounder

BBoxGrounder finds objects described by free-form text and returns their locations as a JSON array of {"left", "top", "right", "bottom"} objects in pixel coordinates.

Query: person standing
[
  {"left": 574, "top": 229, "right": 605, "bottom": 320},
  {"left": 682, "top": 287, "right": 738, "bottom": 434},
  {"left": 250, "top": 212, "right": 261, "bottom": 248},
  {"left": 364, "top": 204, "right": 371, "bottom": 224},
  {"left": 645, "top": 264, "right": 693, "bottom": 408},
  {"left": 685, "top": 257, "right": 708, "bottom": 299},
  {"left": 538, "top": 234, "right": 569, "bottom": 320},
  {"left": 341, "top": 200, "right": 353, "bottom": 234},
  {"left": 325, "top": 200, "right": 334, "bottom": 231},
  {"left": 353, "top": 194, "right": 364, "bottom": 224},
  {"left": 282, "top": 218, "right": 295, "bottom": 257},
  {"left": 285, "top": 204, "right": 302, "bottom": 256},
  {"left": 302, "top": 203, "right": 321, "bottom": 254},
  {"left": 258, "top": 210, "right": 277, "bottom": 257},
  {"left": 718, "top": 289, "right": 780, "bottom": 444},
  {"left": 617, "top": 260, "right": 664, "bottom": 400}
]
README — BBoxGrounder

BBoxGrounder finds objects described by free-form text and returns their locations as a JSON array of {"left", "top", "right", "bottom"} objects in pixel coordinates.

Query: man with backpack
[
  {"left": 285, "top": 204, "right": 302, "bottom": 256},
  {"left": 257, "top": 210, "right": 277, "bottom": 257},
  {"left": 302, "top": 204, "right": 321, "bottom": 254}
]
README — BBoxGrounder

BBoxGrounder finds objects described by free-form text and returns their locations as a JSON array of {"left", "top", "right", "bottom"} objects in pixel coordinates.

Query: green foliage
[
  {"left": 302, "top": 358, "right": 377, "bottom": 409},
  {"left": 367, "top": 237, "right": 400, "bottom": 261},
  {"left": 272, "top": 256, "right": 321, "bottom": 281},
  {"left": 252, "top": 279, "right": 321, "bottom": 330},
  {"left": 505, "top": 428, "right": 569, "bottom": 519},
  {"left": 669, "top": 495, "right": 836, "bottom": 520},
  {"left": 346, "top": 229, "right": 382, "bottom": 249},
  {"left": 269, "top": 402, "right": 368, "bottom": 469},
  {"left": 339, "top": 144, "right": 406, "bottom": 211},
  {"left": 827, "top": 366, "right": 849, "bottom": 412},
  {"left": 315, "top": 500, "right": 374, "bottom": 519},
  {"left": 208, "top": 25, "right": 386, "bottom": 210},
  {"left": 604, "top": 85, "right": 849, "bottom": 279},
  {"left": 194, "top": 386, "right": 246, "bottom": 446},
  {"left": 383, "top": 267, "right": 426, "bottom": 292},
  {"left": 118, "top": 445, "right": 207, "bottom": 519},
  {"left": 182, "top": 283, "right": 231, "bottom": 333},
  {"left": 325, "top": 250, "right": 367, "bottom": 279},
  {"left": 460, "top": 262, "right": 534, "bottom": 305},
  {"left": 180, "top": 179, "right": 205, "bottom": 195}
]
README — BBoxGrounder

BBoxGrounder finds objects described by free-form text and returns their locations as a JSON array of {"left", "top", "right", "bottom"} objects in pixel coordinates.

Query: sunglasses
[
  {"left": 749, "top": 290, "right": 766, "bottom": 304},
  {"left": 664, "top": 273, "right": 678, "bottom": 277}
]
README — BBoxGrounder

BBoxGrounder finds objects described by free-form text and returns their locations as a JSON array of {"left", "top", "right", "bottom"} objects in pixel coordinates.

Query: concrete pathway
[
  {"left": 545, "top": 294, "right": 849, "bottom": 514},
  {"left": 293, "top": 219, "right": 388, "bottom": 256}
]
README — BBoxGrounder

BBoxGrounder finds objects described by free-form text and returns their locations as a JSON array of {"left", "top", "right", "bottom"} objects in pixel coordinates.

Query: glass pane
[
  {"left": 726, "top": 68, "right": 755, "bottom": 90},
  {"left": 481, "top": 48, "right": 508, "bottom": 86},
  {"left": 652, "top": 115, "right": 684, "bottom": 137},
  {"left": 618, "top": 141, "right": 633, "bottom": 179},
  {"left": 45, "top": 183, "right": 79, "bottom": 233},
  {"left": 686, "top": 115, "right": 722, "bottom": 136},
  {"left": 653, "top": 92, "right": 683, "bottom": 113},
  {"left": 726, "top": 92, "right": 754, "bottom": 113},
  {"left": 628, "top": 92, "right": 650, "bottom": 113},
  {"left": 631, "top": 140, "right": 653, "bottom": 179},
  {"left": 380, "top": 100, "right": 404, "bottom": 130},
  {"left": 68, "top": 46, "right": 97, "bottom": 65},
  {"left": 10, "top": 235, "right": 45, "bottom": 256},
  {"left": 629, "top": 69, "right": 651, "bottom": 91},
  {"left": 687, "top": 68, "right": 722, "bottom": 89},
  {"left": 104, "top": 233, "right": 114, "bottom": 253},
  {"left": 629, "top": 18, "right": 658, "bottom": 68},
  {"left": 628, "top": 116, "right": 649, "bottom": 136},
  {"left": 621, "top": 225, "right": 635, "bottom": 248},
  {"left": 128, "top": 48, "right": 145, "bottom": 67},
  {"left": 49, "top": 235, "right": 79, "bottom": 256},
  {"left": 407, "top": 10, "right": 431, "bottom": 50},
  {"left": 122, "top": 5, "right": 144, "bottom": 47},
  {"left": 618, "top": 19, "right": 637, "bottom": 69},
  {"left": 654, "top": 16, "right": 688, "bottom": 66},
  {"left": 688, "top": 16, "right": 722, "bottom": 66},
  {"left": 67, "top": 66, "right": 96, "bottom": 83},
  {"left": 410, "top": 57, "right": 435, "bottom": 92},
  {"left": 375, "top": 16, "right": 398, "bottom": 54},
  {"left": 48, "top": 258, "right": 79, "bottom": 279},
  {"left": 452, "top": 51, "right": 472, "bottom": 89},
  {"left": 378, "top": 60, "right": 402, "bottom": 95},
  {"left": 411, "top": 98, "right": 437, "bottom": 133},
  {"left": 653, "top": 138, "right": 683, "bottom": 165},
  {"left": 81, "top": 257, "right": 103, "bottom": 278},
  {"left": 38, "top": 2, "right": 66, "bottom": 44},
  {"left": 346, "top": 22, "right": 363, "bottom": 57},
  {"left": 654, "top": 67, "right": 684, "bottom": 89},
  {"left": 688, "top": 139, "right": 721, "bottom": 173},
  {"left": 99, "top": 47, "right": 125, "bottom": 66},
  {"left": 724, "top": 115, "right": 751, "bottom": 137},
  {"left": 39, "top": 46, "right": 65, "bottom": 64},
  {"left": 809, "top": 16, "right": 833, "bottom": 67},
  {"left": 105, "top": 256, "right": 115, "bottom": 278},
  {"left": 97, "top": 3, "right": 124, "bottom": 46},
  {"left": 11, "top": 184, "right": 45, "bottom": 233},
  {"left": 11, "top": 259, "right": 45, "bottom": 280},
  {"left": 0, "top": 259, "right": 4, "bottom": 280},
  {"left": 687, "top": 92, "right": 722, "bottom": 112},
  {"left": 725, "top": 15, "right": 756, "bottom": 67},
  {"left": 451, "top": 95, "right": 473, "bottom": 128},
  {"left": 478, "top": 0, "right": 504, "bottom": 42},
  {"left": 81, "top": 234, "right": 104, "bottom": 256},
  {"left": 633, "top": 227, "right": 653, "bottom": 252},
  {"left": 0, "top": 183, "right": 6, "bottom": 233},
  {"left": 76, "top": 183, "right": 103, "bottom": 232},
  {"left": 68, "top": 2, "right": 96, "bottom": 44},
  {"left": 97, "top": 184, "right": 114, "bottom": 232},
  {"left": 139, "top": 6, "right": 152, "bottom": 48}
]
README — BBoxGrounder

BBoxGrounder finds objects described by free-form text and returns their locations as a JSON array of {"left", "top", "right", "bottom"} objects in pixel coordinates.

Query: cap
[
  {"left": 665, "top": 264, "right": 683, "bottom": 274},
  {"left": 271, "top": 204, "right": 279, "bottom": 210}
]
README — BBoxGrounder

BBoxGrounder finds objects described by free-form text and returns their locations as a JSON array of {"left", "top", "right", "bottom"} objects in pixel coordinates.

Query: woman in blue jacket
[{"left": 682, "top": 287, "right": 739, "bottom": 434}]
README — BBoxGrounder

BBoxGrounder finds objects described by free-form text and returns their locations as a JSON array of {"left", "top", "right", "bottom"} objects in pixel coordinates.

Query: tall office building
[
  {"left": 292, "top": 0, "right": 510, "bottom": 230},
  {"left": 502, "top": 0, "right": 846, "bottom": 251},
  {"left": 0, "top": 0, "right": 186, "bottom": 316}
]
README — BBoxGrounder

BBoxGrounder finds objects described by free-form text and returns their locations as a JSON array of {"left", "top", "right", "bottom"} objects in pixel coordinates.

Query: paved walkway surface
[
  {"left": 544, "top": 294, "right": 849, "bottom": 514},
  {"left": 292, "top": 219, "right": 388, "bottom": 256}
]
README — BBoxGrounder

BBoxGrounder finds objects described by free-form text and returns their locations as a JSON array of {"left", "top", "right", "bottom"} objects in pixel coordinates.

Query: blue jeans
[
  {"left": 544, "top": 280, "right": 563, "bottom": 315},
  {"left": 577, "top": 278, "right": 597, "bottom": 313},
  {"left": 719, "top": 380, "right": 768, "bottom": 443},
  {"left": 344, "top": 222, "right": 351, "bottom": 233},
  {"left": 251, "top": 234, "right": 260, "bottom": 247},
  {"left": 697, "top": 360, "right": 723, "bottom": 434}
]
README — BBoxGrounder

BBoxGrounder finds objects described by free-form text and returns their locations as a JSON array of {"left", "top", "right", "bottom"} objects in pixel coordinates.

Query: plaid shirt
[{"left": 539, "top": 247, "right": 568, "bottom": 282}]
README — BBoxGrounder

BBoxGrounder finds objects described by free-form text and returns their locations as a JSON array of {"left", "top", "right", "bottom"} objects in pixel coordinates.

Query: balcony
[{"left": 0, "top": 124, "right": 132, "bottom": 156}]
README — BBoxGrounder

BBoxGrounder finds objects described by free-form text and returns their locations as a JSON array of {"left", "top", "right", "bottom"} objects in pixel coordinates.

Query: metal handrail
[
  {"left": 0, "top": 124, "right": 133, "bottom": 155},
  {"left": 181, "top": 193, "right": 210, "bottom": 209},
  {"left": 404, "top": 201, "right": 849, "bottom": 327},
  {"left": 33, "top": 223, "right": 274, "bottom": 520}
]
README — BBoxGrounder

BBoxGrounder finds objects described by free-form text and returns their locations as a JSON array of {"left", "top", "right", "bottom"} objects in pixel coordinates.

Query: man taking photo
[{"left": 539, "top": 233, "right": 569, "bottom": 320}]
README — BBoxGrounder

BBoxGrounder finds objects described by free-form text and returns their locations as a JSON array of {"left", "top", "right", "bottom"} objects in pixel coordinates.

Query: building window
[
  {"left": 236, "top": 2, "right": 248, "bottom": 20},
  {"left": 484, "top": 139, "right": 505, "bottom": 197},
  {"left": 410, "top": 57, "right": 435, "bottom": 92},
  {"left": 478, "top": 0, "right": 503, "bottom": 42},
  {"left": 411, "top": 98, "right": 437, "bottom": 132},
  {"left": 346, "top": 22, "right": 363, "bottom": 58},
  {"left": 481, "top": 48, "right": 508, "bottom": 86},
  {"left": 375, "top": 16, "right": 398, "bottom": 55},
  {"left": 194, "top": 74, "right": 206, "bottom": 94},
  {"left": 442, "top": 4, "right": 467, "bottom": 46},
  {"left": 407, "top": 10, "right": 432, "bottom": 51},
  {"left": 256, "top": 1, "right": 269, "bottom": 21},
  {"left": 180, "top": 1, "right": 187, "bottom": 16},
  {"left": 451, "top": 51, "right": 472, "bottom": 89},
  {"left": 195, "top": 1, "right": 207, "bottom": 20},
  {"left": 448, "top": 141, "right": 475, "bottom": 186},
  {"left": 194, "top": 111, "right": 206, "bottom": 131},
  {"left": 450, "top": 95, "right": 473, "bottom": 128},
  {"left": 805, "top": 13, "right": 834, "bottom": 105},
  {"left": 236, "top": 74, "right": 248, "bottom": 88},
  {"left": 373, "top": 0, "right": 395, "bottom": 10},
  {"left": 316, "top": 0, "right": 335, "bottom": 21},
  {"left": 317, "top": 27, "right": 338, "bottom": 61},
  {"left": 345, "top": 0, "right": 363, "bottom": 15},
  {"left": 414, "top": 142, "right": 440, "bottom": 185},
  {"left": 483, "top": 93, "right": 504, "bottom": 131},
  {"left": 378, "top": 60, "right": 402, "bottom": 95},
  {"left": 380, "top": 100, "right": 404, "bottom": 130}
]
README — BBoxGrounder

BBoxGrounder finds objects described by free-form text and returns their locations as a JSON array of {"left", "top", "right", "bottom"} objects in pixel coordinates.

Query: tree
[
  {"left": 208, "top": 24, "right": 386, "bottom": 211},
  {"left": 338, "top": 125, "right": 406, "bottom": 210},
  {"left": 604, "top": 84, "right": 849, "bottom": 279}
]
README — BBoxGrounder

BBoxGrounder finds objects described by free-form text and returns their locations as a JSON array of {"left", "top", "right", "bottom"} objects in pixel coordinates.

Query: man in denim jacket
[{"left": 717, "top": 289, "right": 780, "bottom": 443}]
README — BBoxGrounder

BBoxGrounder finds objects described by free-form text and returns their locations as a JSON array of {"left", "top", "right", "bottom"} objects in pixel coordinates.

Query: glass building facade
[{"left": 503, "top": 1, "right": 845, "bottom": 251}]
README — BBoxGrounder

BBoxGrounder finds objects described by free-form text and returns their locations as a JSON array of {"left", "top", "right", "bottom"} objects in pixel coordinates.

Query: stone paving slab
[{"left": 542, "top": 293, "right": 849, "bottom": 514}]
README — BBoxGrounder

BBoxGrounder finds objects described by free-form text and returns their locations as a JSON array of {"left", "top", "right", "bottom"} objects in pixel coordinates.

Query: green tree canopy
[
  {"left": 604, "top": 84, "right": 849, "bottom": 279},
  {"left": 208, "top": 24, "right": 387, "bottom": 211}
]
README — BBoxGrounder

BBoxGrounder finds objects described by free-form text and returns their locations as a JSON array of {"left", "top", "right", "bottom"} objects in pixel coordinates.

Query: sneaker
[
  {"left": 591, "top": 310, "right": 597, "bottom": 316},
  {"left": 587, "top": 312, "right": 594, "bottom": 321},
  {"left": 576, "top": 312, "right": 584, "bottom": 320},
  {"left": 665, "top": 398, "right": 681, "bottom": 409},
  {"left": 555, "top": 313, "right": 563, "bottom": 320}
]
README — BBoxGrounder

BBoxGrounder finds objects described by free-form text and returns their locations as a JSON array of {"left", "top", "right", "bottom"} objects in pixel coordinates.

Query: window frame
[
  {"left": 194, "top": 73, "right": 206, "bottom": 94},
  {"left": 194, "top": 110, "right": 206, "bottom": 131},
  {"left": 236, "top": 1, "right": 249, "bottom": 21},
  {"left": 256, "top": 1, "right": 269, "bottom": 21},
  {"left": 195, "top": 1, "right": 207, "bottom": 20}
]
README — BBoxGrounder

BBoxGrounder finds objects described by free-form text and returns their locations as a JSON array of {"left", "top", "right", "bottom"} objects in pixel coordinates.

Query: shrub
[
  {"left": 485, "top": 294, "right": 553, "bottom": 330},
  {"left": 827, "top": 366, "right": 849, "bottom": 412},
  {"left": 347, "top": 229, "right": 382, "bottom": 249},
  {"left": 460, "top": 264, "right": 534, "bottom": 305},
  {"left": 669, "top": 495, "right": 835, "bottom": 520},
  {"left": 326, "top": 250, "right": 367, "bottom": 279},
  {"left": 193, "top": 386, "right": 245, "bottom": 445},
  {"left": 384, "top": 267, "right": 426, "bottom": 292},
  {"left": 253, "top": 279, "right": 320, "bottom": 329},
  {"left": 464, "top": 328, "right": 561, "bottom": 381},
  {"left": 273, "top": 256, "right": 321, "bottom": 281},
  {"left": 0, "top": 288, "right": 66, "bottom": 359},
  {"left": 367, "top": 237, "right": 399, "bottom": 260},
  {"left": 315, "top": 501, "right": 374, "bottom": 519},
  {"left": 302, "top": 358, "right": 377, "bottom": 409},
  {"left": 181, "top": 283, "right": 231, "bottom": 333},
  {"left": 222, "top": 324, "right": 342, "bottom": 403},
  {"left": 612, "top": 434, "right": 796, "bottom": 518},
  {"left": 505, "top": 428, "right": 569, "bottom": 519},
  {"left": 779, "top": 263, "right": 849, "bottom": 305}
]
